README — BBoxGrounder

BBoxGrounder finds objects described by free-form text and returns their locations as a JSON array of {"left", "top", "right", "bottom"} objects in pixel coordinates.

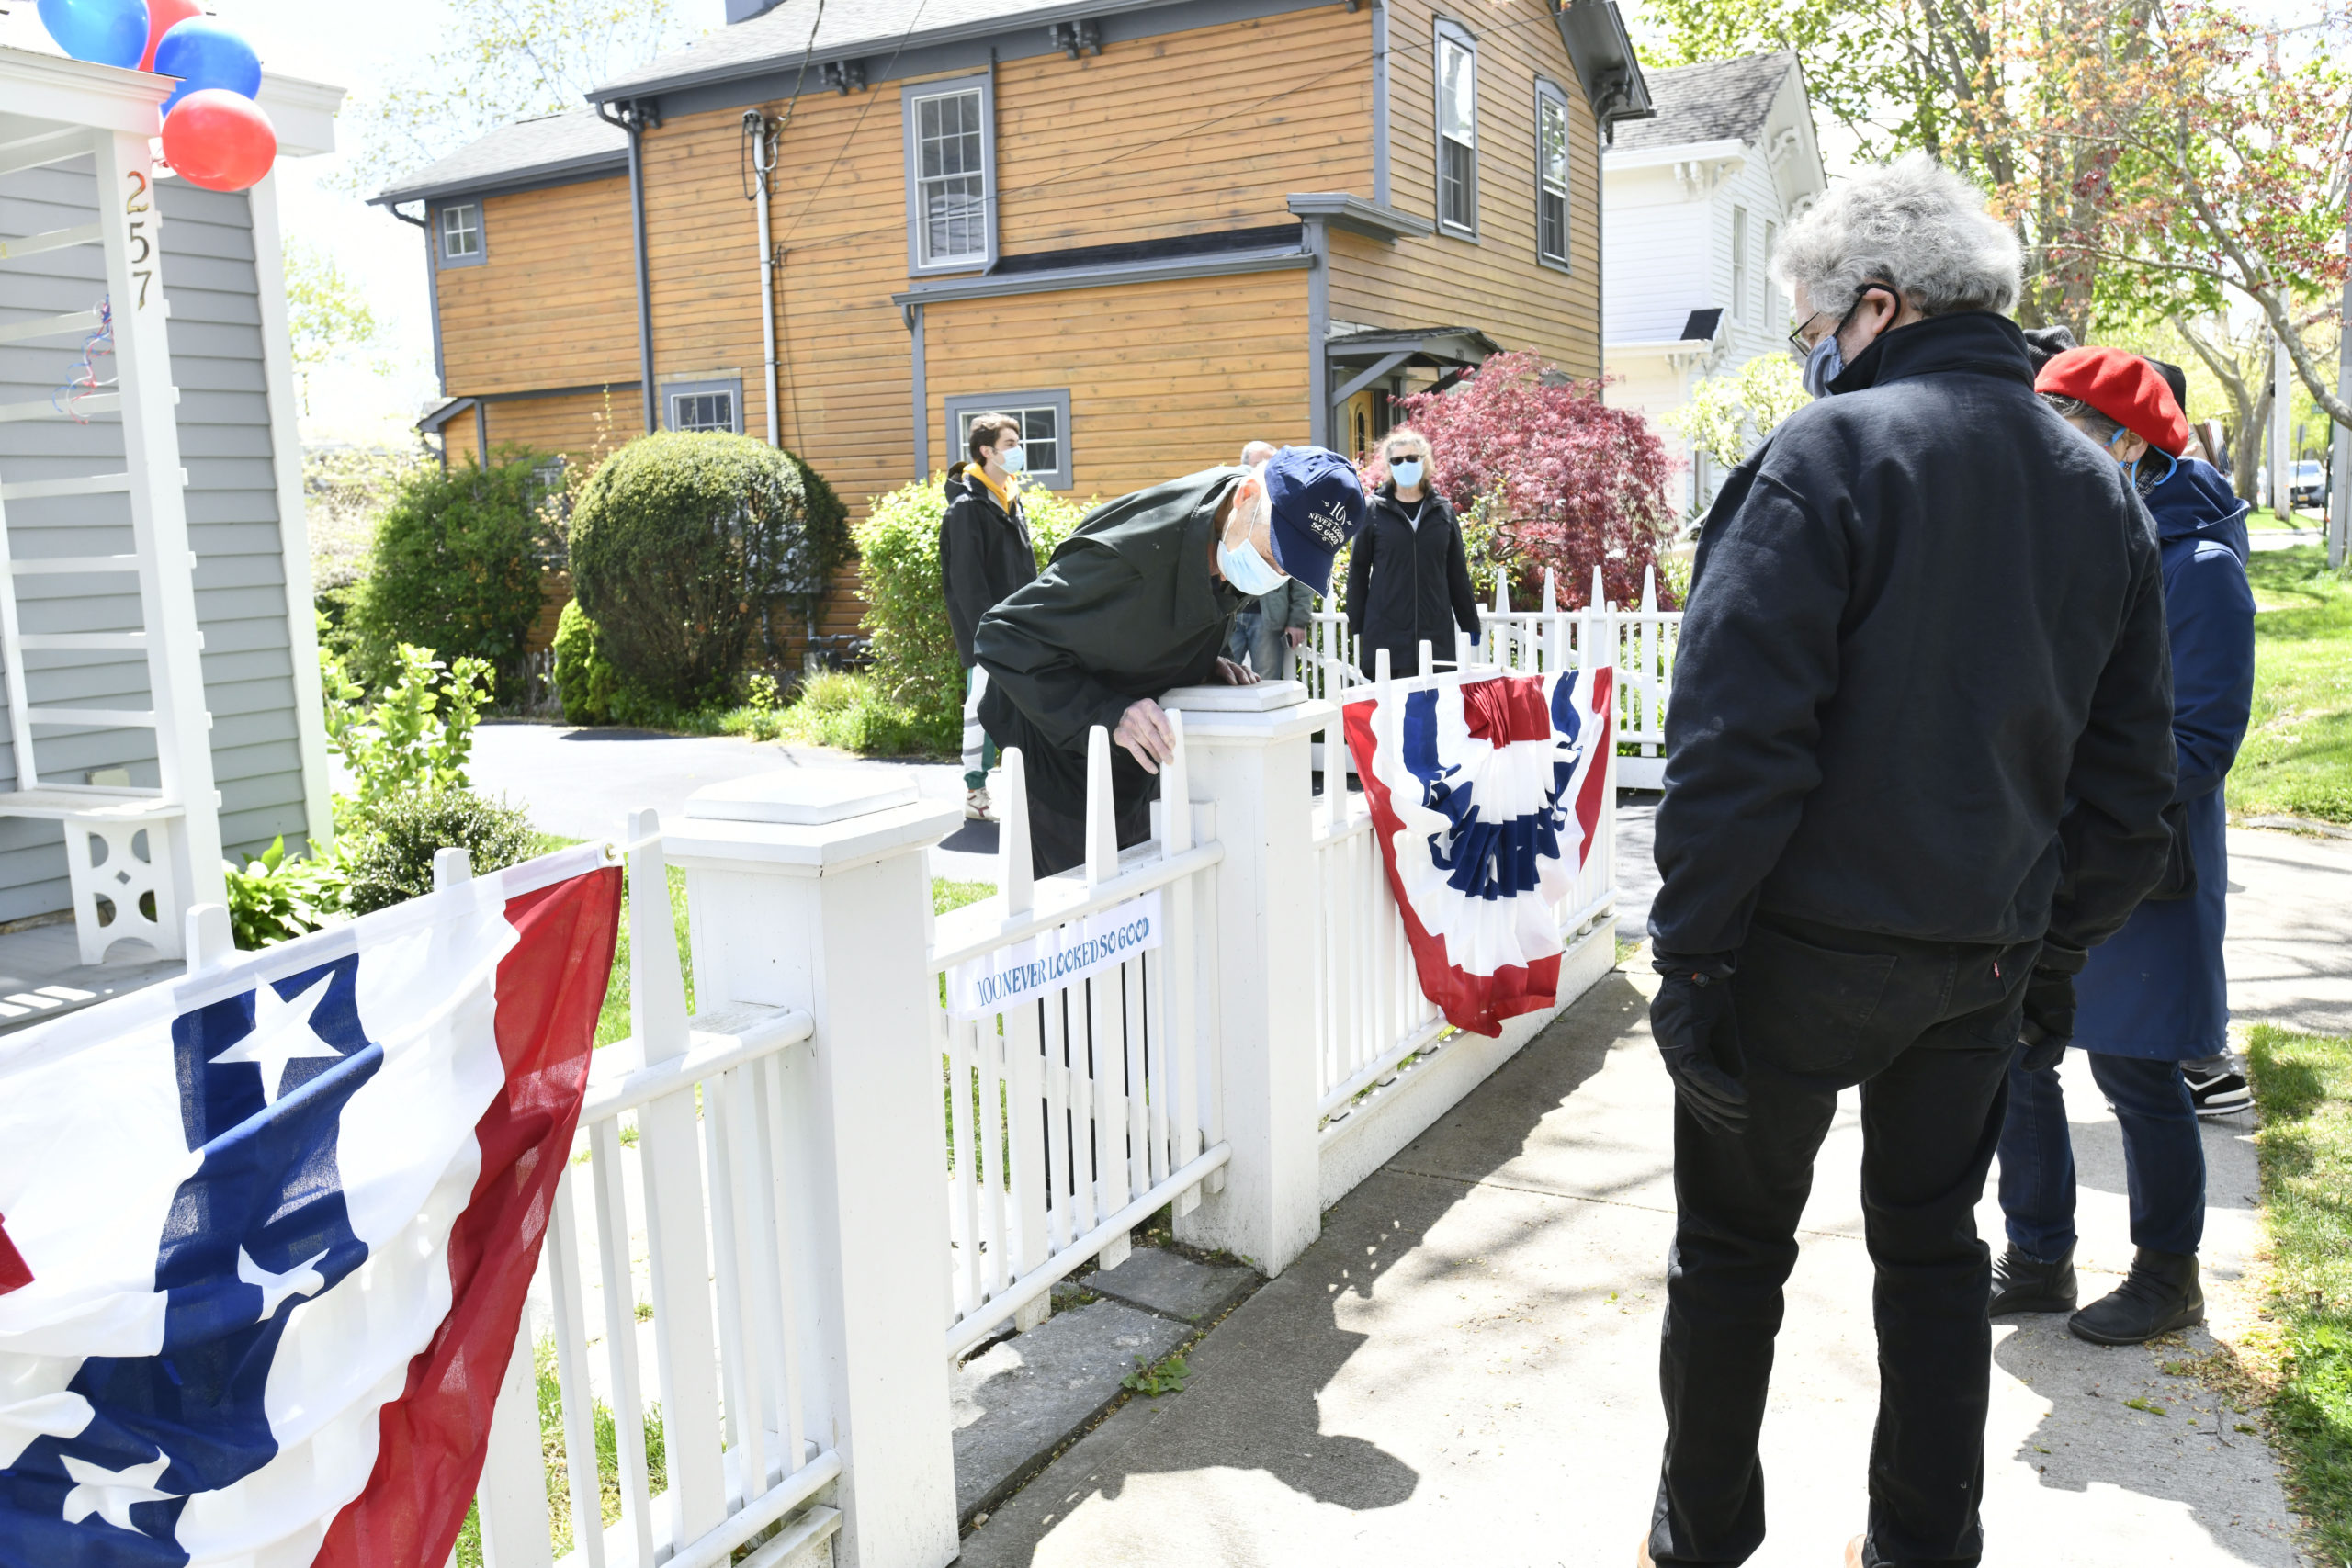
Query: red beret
[{"left": 2034, "top": 345, "right": 2188, "bottom": 457}]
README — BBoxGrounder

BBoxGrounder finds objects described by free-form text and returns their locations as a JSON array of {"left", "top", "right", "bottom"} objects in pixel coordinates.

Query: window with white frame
[
  {"left": 1535, "top": 83, "right": 1571, "bottom": 268},
  {"left": 1731, "top": 206, "right": 1750, "bottom": 321},
  {"left": 1436, "top": 22, "right": 1477, "bottom": 236},
  {"left": 945, "top": 389, "right": 1071, "bottom": 490},
  {"left": 664, "top": 378, "right": 742, "bottom": 434},
  {"left": 437, "top": 203, "right": 483, "bottom": 266},
  {"left": 904, "top": 77, "right": 993, "bottom": 272},
  {"left": 1763, "top": 219, "right": 1781, "bottom": 326}
]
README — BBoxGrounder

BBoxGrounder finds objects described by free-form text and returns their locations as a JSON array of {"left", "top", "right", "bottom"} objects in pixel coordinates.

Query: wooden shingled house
[{"left": 372, "top": 0, "right": 1653, "bottom": 656}]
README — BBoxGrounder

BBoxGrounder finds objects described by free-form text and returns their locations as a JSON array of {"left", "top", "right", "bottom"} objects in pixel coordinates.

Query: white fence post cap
[{"left": 684, "top": 771, "right": 919, "bottom": 824}]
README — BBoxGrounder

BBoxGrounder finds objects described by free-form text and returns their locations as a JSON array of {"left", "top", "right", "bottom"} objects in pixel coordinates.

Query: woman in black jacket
[
  {"left": 1344, "top": 428, "right": 1481, "bottom": 677},
  {"left": 939, "top": 412, "right": 1036, "bottom": 818}
]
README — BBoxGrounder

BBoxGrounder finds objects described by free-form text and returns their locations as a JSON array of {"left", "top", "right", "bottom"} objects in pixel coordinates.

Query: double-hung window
[
  {"left": 904, "top": 75, "right": 995, "bottom": 273},
  {"left": 1731, "top": 206, "right": 1750, "bottom": 322},
  {"left": 1435, "top": 22, "right": 1477, "bottom": 237},
  {"left": 437, "top": 203, "right": 483, "bottom": 267},
  {"left": 944, "top": 389, "right": 1072, "bottom": 491},
  {"left": 1763, "top": 219, "right": 1781, "bottom": 325},
  {"left": 1535, "top": 81, "right": 1571, "bottom": 269}
]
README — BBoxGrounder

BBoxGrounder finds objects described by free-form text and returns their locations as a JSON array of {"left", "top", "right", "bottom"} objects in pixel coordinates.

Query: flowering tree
[
  {"left": 1664, "top": 355, "right": 1813, "bottom": 482},
  {"left": 1951, "top": 1, "right": 2352, "bottom": 425},
  {"left": 1368, "top": 352, "right": 1679, "bottom": 609}
]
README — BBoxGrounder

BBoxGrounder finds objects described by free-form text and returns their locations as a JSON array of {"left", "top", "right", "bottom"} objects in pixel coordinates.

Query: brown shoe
[{"left": 1845, "top": 1537, "right": 1865, "bottom": 1568}]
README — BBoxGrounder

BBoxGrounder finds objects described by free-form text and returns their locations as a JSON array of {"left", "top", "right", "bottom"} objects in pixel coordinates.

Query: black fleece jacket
[
  {"left": 939, "top": 468, "right": 1037, "bottom": 667},
  {"left": 1648, "top": 311, "right": 2177, "bottom": 961}
]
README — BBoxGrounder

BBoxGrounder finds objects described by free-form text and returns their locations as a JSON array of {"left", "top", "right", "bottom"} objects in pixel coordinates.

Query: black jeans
[{"left": 1652, "top": 914, "right": 2035, "bottom": 1568}]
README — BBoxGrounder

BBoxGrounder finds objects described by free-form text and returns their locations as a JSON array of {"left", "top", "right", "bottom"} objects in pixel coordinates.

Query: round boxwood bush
[
  {"left": 854, "top": 478, "right": 1091, "bottom": 734},
  {"left": 569, "top": 434, "right": 845, "bottom": 712},
  {"left": 345, "top": 786, "right": 537, "bottom": 914},
  {"left": 355, "top": 448, "right": 555, "bottom": 693}
]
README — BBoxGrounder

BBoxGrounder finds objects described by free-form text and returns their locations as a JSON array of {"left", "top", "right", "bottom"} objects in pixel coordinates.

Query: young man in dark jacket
[
  {"left": 940, "top": 413, "right": 1036, "bottom": 821},
  {"left": 975, "top": 447, "right": 1364, "bottom": 876},
  {"left": 1345, "top": 428, "right": 1481, "bottom": 676},
  {"left": 1642, "top": 156, "right": 2177, "bottom": 1568}
]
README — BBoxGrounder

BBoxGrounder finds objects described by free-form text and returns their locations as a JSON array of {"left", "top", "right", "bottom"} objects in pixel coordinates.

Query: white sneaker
[{"left": 966, "top": 788, "right": 993, "bottom": 821}]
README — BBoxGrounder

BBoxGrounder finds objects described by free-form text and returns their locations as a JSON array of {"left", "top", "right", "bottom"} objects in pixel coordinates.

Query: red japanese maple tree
[{"left": 1376, "top": 352, "right": 1679, "bottom": 610}]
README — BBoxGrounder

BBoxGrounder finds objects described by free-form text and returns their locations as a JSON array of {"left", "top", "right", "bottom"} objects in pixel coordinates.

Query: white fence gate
[
  {"left": 426, "top": 671, "right": 1621, "bottom": 1568},
  {"left": 1303, "top": 562, "right": 1682, "bottom": 789}
]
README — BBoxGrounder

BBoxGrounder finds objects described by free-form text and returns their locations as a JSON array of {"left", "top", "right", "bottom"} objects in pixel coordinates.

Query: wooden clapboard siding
[
  {"left": 483, "top": 390, "right": 636, "bottom": 468},
  {"left": 924, "top": 270, "right": 1310, "bottom": 500},
  {"left": 993, "top": 6, "right": 1373, "bottom": 254},
  {"left": 436, "top": 175, "right": 639, "bottom": 395},
  {"left": 1336, "top": 0, "right": 1600, "bottom": 376},
  {"left": 642, "top": 95, "right": 917, "bottom": 521}
]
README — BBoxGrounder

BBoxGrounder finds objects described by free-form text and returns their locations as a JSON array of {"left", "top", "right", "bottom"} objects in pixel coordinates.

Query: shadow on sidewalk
[{"left": 957, "top": 972, "right": 1641, "bottom": 1565}]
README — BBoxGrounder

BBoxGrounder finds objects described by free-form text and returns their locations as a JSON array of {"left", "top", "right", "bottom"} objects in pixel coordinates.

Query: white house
[
  {"left": 1602, "top": 51, "right": 1826, "bottom": 514},
  {"left": 0, "top": 22, "right": 342, "bottom": 973}
]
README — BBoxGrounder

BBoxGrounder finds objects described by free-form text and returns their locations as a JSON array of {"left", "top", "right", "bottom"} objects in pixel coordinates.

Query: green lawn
[
  {"left": 2231, "top": 546, "right": 2352, "bottom": 825},
  {"left": 2245, "top": 1023, "right": 2352, "bottom": 1559},
  {"left": 2245, "top": 507, "right": 2324, "bottom": 532}
]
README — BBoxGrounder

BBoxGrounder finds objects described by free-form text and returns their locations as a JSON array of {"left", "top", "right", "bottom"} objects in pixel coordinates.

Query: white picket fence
[
  {"left": 930, "top": 732, "right": 1228, "bottom": 1359},
  {"left": 1302, "top": 563, "right": 1682, "bottom": 789},
  {"left": 446, "top": 671, "right": 1622, "bottom": 1568}
]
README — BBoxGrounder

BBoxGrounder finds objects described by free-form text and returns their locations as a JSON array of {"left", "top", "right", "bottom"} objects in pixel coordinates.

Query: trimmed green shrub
[
  {"left": 570, "top": 434, "right": 846, "bottom": 711},
  {"left": 224, "top": 836, "right": 349, "bottom": 949},
  {"left": 552, "top": 600, "right": 622, "bottom": 725},
  {"left": 854, "top": 478, "right": 1091, "bottom": 735},
  {"left": 345, "top": 787, "right": 537, "bottom": 915},
  {"left": 355, "top": 449, "right": 555, "bottom": 691},
  {"left": 770, "top": 671, "right": 950, "bottom": 756}
]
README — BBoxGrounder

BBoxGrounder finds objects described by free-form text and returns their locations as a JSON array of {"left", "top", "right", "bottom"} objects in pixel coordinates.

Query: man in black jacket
[
  {"left": 976, "top": 446, "right": 1364, "bottom": 876},
  {"left": 1643, "top": 156, "right": 2176, "bottom": 1568},
  {"left": 940, "top": 413, "right": 1037, "bottom": 821}
]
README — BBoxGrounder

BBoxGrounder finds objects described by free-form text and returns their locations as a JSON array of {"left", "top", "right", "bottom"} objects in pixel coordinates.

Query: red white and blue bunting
[{"left": 1341, "top": 666, "right": 1613, "bottom": 1037}]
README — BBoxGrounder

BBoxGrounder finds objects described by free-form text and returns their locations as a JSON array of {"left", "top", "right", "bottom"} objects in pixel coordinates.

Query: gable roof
[
  {"left": 370, "top": 109, "right": 627, "bottom": 208},
  {"left": 592, "top": 0, "right": 1109, "bottom": 102},
  {"left": 1609, "top": 51, "right": 1795, "bottom": 153}
]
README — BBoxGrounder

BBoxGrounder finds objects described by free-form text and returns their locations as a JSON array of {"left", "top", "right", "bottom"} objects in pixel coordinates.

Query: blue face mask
[
  {"left": 1217, "top": 519, "right": 1288, "bottom": 595},
  {"left": 1391, "top": 458, "right": 1425, "bottom": 490},
  {"left": 999, "top": 446, "right": 1026, "bottom": 476},
  {"left": 1801, "top": 332, "right": 1845, "bottom": 399}
]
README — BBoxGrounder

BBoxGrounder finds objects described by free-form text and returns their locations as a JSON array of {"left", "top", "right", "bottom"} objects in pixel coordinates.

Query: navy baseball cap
[{"left": 1261, "top": 446, "right": 1366, "bottom": 596}]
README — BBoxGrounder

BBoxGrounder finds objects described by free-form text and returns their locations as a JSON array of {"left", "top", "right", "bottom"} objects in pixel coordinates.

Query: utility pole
[
  {"left": 2332, "top": 203, "right": 2352, "bottom": 568},
  {"left": 2272, "top": 332, "right": 2293, "bottom": 521}
]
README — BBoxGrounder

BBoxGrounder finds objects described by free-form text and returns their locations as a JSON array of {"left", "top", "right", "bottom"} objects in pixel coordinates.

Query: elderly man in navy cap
[{"left": 977, "top": 446, "right": 1365, "bottom": 877}]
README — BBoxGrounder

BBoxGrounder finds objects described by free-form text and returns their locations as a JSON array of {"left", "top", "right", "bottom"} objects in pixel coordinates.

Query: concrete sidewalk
[{"left": 956, "top": 829, "right": 2339, "bottom": 1568}]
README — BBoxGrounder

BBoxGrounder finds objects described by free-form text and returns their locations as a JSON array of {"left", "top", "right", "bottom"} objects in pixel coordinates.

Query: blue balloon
[
  {"left": 153, "top": 17, "right": 262, "bottom": 115},
  {"left": 37, "top": 0, "right": 150, "bottom": 68}
]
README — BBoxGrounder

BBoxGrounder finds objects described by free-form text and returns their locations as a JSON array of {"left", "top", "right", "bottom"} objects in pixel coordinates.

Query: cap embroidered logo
[{"left": 1309, "top": 500, "right": 1351, "bottom": 547}]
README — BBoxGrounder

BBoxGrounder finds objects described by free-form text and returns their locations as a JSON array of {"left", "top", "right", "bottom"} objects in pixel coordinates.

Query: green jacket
[{"left": 975, "top": 466, "right": 1249, "bottom": 817}]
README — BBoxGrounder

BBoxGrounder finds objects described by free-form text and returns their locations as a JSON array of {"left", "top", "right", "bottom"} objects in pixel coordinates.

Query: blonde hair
[{"left": 1382, "top": 427, "right": 1433, "bottom": 473}]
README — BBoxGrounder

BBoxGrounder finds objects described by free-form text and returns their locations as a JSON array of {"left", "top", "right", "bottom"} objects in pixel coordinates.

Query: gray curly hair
[{"left": 1771, "top": 152, "right": 2021, "bottom": 321}]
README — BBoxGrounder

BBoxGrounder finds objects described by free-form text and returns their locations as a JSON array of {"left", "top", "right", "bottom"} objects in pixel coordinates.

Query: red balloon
[
  {"left": 160, "top": 89, "right": 277, "bottom": 193},
  {"left": 138, "top": 0, "right": 201, "bottom": 72}
]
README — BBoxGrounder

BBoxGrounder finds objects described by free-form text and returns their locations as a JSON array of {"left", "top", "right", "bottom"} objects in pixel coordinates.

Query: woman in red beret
[{"left": 1993, "top": 344, "right": 2257, "bottom": 1346}]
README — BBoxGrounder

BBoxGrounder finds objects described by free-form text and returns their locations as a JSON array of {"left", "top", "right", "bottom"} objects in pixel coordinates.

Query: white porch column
[
  {"left": 1163, "top": 682, "right": 1332, "bottom": 1278},
  {"left": 662, "top": 773, "right": 962, "bottom": 1568}
]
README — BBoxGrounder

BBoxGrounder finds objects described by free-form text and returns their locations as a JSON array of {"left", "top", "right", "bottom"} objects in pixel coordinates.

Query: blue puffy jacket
[{"left": 2075, "top": 456, "right": 2256, "bottom": 1058}]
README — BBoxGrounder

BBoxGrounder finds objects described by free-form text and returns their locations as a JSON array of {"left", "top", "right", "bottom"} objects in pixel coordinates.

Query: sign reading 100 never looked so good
[{"left": 946, "top": 891, "right": 1165, "bottom": 1018}]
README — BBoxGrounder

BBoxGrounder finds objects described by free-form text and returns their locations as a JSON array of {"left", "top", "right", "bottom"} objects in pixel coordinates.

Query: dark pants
[
  {"left": 1654, "top": 915, "right": 2033, "bottom": 1568},
  {"left": 1997, "top": 1052, "right": 2205, "bottom": 1260},
  {"left": 1026, "top": 789, "right": 1152, "bottom": 878}
]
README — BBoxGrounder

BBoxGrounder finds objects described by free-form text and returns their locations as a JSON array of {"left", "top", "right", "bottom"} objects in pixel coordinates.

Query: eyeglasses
[{"left": 1788, "top": 280, "right": 1903, "bottom": 359}]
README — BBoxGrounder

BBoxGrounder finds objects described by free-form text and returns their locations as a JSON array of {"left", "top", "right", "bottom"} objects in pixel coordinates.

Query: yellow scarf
[{"left": 971, "top": 467, "right": 1018, "bottom": 512}]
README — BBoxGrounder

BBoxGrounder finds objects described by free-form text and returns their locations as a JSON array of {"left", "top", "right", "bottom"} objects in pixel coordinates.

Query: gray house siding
[{"left": 0, "top": 157, "right": 312, "bottom": 922}]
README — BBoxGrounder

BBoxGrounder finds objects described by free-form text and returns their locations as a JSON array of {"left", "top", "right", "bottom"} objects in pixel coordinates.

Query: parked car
[{"left": 2291, "top": 460, "right": 2328, "bottom": 509}]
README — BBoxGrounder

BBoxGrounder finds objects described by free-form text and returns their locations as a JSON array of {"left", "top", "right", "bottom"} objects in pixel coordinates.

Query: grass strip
[
  {"left": 2245, "top": 1021, "right": 2352, "bottom": 1557},
  {"left": 2232, "top": 546, "right": 2351, "bottom": 825}
]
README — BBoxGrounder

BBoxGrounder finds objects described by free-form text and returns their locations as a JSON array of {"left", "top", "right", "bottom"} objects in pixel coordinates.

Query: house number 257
[{"left": 125, "top": 168, "right": 154, "bottom": 308}]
